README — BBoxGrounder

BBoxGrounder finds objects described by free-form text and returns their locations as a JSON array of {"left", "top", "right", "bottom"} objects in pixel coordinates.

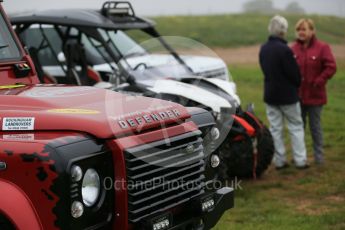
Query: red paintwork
[
  {"left": 107, "top": 122, "right": 198, "bottom": 230},
  {"left": 0, "top": 179, "right": 43, "bottom": 230},
  {"left": 0, "top": 131, "right": 91, "bottom": 229},
  {"left": 0, "top": 138, "right": 58, "bottom": 229},
  {"left": 0, "top": 56, "right": 40, "bottom": 85},
  {"left": 0, "top": 85, "right": 191, "bottom": 138}
]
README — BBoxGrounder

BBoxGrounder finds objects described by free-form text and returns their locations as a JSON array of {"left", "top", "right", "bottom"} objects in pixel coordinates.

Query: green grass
[
  {"left": 212, "top": 63, "right": 345, "bottom": 229},
  {"left": 143, "top": 14, "right": 345, "bottom": 47}
]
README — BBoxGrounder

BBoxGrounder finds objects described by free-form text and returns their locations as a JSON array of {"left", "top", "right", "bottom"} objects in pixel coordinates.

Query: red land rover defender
[{"left": 0, "top": 2, "right": 233, "bottom": 230}]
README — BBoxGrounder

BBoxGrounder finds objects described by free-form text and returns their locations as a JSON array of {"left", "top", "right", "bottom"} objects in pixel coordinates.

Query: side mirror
[{"left": 57, "top": 52, "right": 66, "bottom": 63}]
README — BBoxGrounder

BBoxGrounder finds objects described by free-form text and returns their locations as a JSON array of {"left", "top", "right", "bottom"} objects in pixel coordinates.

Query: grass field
[
  {"left": 212, "top": 62, "right": 345, "bottom": 230},
  {"left": 145, "top": 14, "right": 345, "bottom": 47}
]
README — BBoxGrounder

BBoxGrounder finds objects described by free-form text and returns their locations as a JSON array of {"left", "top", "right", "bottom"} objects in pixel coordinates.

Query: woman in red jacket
[{"left": 291, "top": 19, "right": 337, "bottom": 164}]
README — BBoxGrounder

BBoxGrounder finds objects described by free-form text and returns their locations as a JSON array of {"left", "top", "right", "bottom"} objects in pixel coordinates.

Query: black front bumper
[
  {"left": 201, "top": 187, "right": 234, "bottom": 230},
  {"left": 141, "top": 187, "right": 234, "bottom": 230}
]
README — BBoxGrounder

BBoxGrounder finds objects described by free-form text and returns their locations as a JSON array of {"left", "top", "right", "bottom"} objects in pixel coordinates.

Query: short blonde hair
[{"left": 295, "top": 18, "right": 315, "bottom": 31}]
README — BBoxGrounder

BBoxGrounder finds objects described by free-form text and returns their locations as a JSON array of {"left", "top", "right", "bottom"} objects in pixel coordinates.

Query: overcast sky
[{"left": 3, "top": 0, "right": 345, "bottom": 17}]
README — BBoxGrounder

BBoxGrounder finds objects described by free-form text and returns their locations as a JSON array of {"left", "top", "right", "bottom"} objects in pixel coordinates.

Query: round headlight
[
  {"left": 82, "top": 169, "right": 101, "bottom": 207},
  {"left": 71, "top": 165, "right": 83, "bottom": 182}
]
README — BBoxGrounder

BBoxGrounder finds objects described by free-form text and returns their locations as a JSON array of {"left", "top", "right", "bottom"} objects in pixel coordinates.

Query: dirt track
[{"left": 213, "top": 44, "right": 345, "bottom": 65}]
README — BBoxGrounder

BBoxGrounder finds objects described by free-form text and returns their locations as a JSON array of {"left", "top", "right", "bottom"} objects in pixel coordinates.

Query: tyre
[
  {"left": 255, "top": 125, "right": 274, "bottom": 177},
  {"left": 218, "top": 135, "right": 254, "bottom": 179},
  {"left": 218, "top": 125, "right": 274, "bottom": 179}
]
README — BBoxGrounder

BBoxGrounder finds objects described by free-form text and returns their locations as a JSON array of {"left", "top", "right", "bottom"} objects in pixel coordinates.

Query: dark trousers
[{"left": 301, "top": 105, "right": 324, "bottom": 163}]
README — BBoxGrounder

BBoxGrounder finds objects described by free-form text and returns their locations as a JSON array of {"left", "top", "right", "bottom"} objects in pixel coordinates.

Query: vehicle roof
[{"left": 10, "top": 9, "right": 155, "bottom": 30}]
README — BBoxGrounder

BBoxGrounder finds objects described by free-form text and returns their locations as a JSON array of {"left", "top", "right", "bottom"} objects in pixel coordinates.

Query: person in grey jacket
[{"left": 259, "top": 15, "right": 309, "bottom": 169}]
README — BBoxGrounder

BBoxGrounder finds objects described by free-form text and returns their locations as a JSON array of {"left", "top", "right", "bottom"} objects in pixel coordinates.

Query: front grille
[{"left": 124, "top": 131, "right": 205, "bottom": 223}]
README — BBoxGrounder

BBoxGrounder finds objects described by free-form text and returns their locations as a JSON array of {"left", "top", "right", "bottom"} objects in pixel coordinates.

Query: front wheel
[
  {"left": 255, "top": 125, "right": 274, "bottom": 177},
  {"left": 218, "top": 125, "right": 274, "bottom": 179}
]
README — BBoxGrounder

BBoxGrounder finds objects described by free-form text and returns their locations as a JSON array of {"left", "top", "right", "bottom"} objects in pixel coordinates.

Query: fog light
[
  {"left": 201, "top": 198, "right": 215, "bottom": 212},
  {"left": 71, "top": 165, "right": 83, "bottom": 182},
  {"left": 210, "top": 127, "right": 220, "bottom": 140},
  {"left": 71, "top": 201, "right": 84, "bottom": 218},
  {"left": 210, "top": 154, "right": 220, "bottom": 168},
  {"left": 152, "top": 217, "right": 170, "bottom": 230}
]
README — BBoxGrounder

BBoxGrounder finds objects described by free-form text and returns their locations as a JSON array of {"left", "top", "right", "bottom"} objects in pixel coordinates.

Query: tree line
[{"left": 243, "top": 0, "right": 305, "bottom": 14}]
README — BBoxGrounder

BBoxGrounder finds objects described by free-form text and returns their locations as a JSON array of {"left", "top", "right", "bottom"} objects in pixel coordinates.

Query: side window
[{"left": 20, "top": 25, "right": 62, "bottom": 65}]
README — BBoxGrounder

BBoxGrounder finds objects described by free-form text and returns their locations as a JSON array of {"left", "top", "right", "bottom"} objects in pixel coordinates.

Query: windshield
[
  {"left": 94, "top": 28, "right": 191, "bottom": 80},
  {"left": 102, "top": 30, "right": 147, "bottom": 58},
  {"left": 99, "top": 29, "right": 177, "bottom": 60},
  {"left": 97, "top": 29, "right": 184, "bottom": 66},
  {"left": 0, "top": 12, "right": 21, "bottom": 61}
]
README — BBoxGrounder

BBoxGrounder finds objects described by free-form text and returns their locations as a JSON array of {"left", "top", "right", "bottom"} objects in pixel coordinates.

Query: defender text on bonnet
[{"left": 0, "top": 2, "right": 233, "bottom": 230}]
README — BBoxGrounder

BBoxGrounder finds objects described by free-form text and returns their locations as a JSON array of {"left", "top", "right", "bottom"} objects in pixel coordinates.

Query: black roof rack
[
  {"left": 11, "top": 2, "right": 155, "bottom": 30},
  {"left": 101, "top": 1, "right": 135, "bottom": 17}
]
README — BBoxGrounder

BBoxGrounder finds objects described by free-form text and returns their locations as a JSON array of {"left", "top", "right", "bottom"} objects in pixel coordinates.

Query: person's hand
[{"left": 313, "top": 77, "right": 326, "bottom": 87}]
